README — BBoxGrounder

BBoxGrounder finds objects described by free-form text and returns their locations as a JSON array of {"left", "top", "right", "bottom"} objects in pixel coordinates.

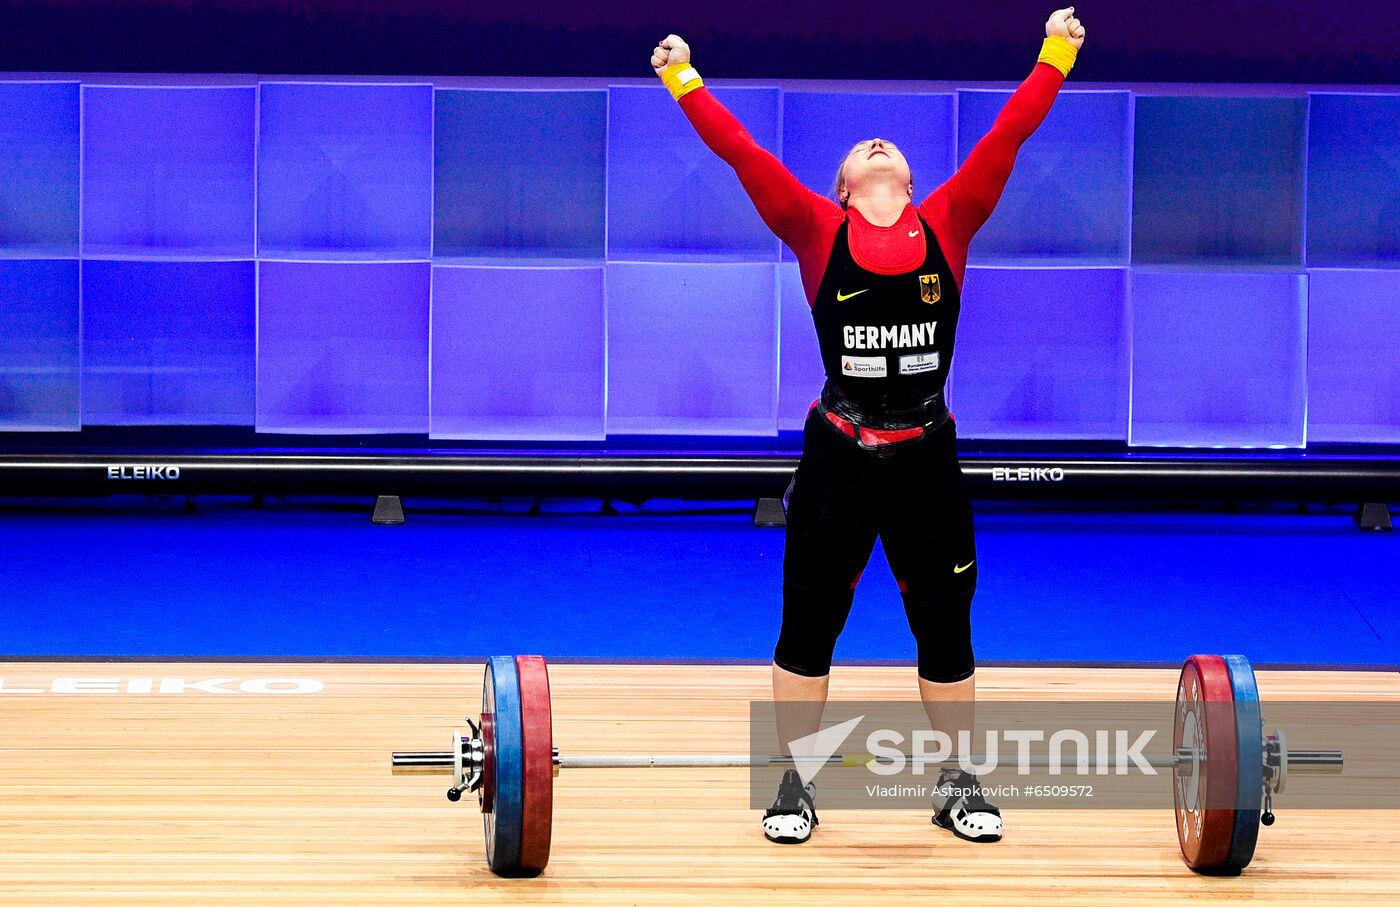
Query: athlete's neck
[{"left": 846, "top": 191, "right": 913, "bottom": 227}]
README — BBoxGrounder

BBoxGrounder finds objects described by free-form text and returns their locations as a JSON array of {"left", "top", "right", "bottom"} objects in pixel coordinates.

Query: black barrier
[{"left": 2, "top": 450, "right": 1399, "bottom": 502}]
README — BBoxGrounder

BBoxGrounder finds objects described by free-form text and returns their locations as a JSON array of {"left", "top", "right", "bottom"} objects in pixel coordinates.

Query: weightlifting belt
[{"left": 813, "top": 381, "right": 950, "bottom": 453}]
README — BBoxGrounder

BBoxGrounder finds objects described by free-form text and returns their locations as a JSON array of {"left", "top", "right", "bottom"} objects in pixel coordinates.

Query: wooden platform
[{"left": 2, "top": 662, "right": 1397, "bottom": 905}]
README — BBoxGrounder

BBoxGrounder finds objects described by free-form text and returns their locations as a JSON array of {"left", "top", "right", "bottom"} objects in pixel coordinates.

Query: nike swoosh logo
[
  {"left": 835, "top": 289, "right": 869, "bottom": 302},
  {"left": 954, "top": 561, "right": 975, "bottom": 574},
  {"left": 908, "top": 231, "right": 919, "bottom": 237}
]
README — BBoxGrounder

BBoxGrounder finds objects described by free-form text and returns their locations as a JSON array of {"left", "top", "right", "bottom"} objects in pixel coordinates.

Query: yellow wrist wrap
[
  {"left": 1038, "top": 35, "right": 1078, "bottom": 77},
  {"left": 660, "top": 61, "right": 704, "bottom": 101}
]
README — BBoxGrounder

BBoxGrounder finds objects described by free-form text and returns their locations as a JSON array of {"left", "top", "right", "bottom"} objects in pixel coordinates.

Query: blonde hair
[{"left": 833, "top": 139, "right": 913, "bottom": 209}]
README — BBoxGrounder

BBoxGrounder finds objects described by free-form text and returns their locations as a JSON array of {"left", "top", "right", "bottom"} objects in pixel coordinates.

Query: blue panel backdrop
[
  {"left": 605, "top": 262, "right": 778, "bottom": 435},
  {"left": 1133, "top": 96, "right": 1307, "bottom": 267},
  {"left": 607, "top": 86, "right": 780, "bottom": 260},
  {"left": 0, "top": 260, "right": 80, "bottom": 431},
  {"left": 257, "top": 82, "right": 433, "bottom": 260},
  {"left": 0, "top": 82, "right": 79, "bottom": 255},
  {"left": 780, "top": 91, "right": 955, "bottom": 261},
  {"left": 777, "top": 262, "right": 825, "bottom": 430},
  {"left": 81, "top": 261, "right": 255, "bottom": 425},
  {"left": 1129, "top": 270, "right": 1308, "bottom": 448},
  {"left": 430, "top": 265, "right": 606, "bottom": 440},
  {"left": 434, "top": 89, "right": 607, "bottom": 261},
  {"left": 959, "top": 90, "right": 1132, "bottom": 265},
  {"left": 82, "top": 86, "right": 255, "bottom": 258},
  {"left": 0, "top": 74, "right": 1396, "bottom": 448},
  {"left": 1307, "top": 93, "right": 1400, "bottom": 268},
  {"left": 256, "top": 262, "right": 430, "bottom": 433},
  {"left": 1306, "top": 269, "right": 1400, "bottom": 443},
  {"left": 951, "top": 267, "right": 1129, "bottom": 439}
]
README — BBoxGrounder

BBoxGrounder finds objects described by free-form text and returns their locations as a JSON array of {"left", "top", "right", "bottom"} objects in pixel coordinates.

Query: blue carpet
[{"left": 0, "top": 498, "right": 1394, "bottom": 666}]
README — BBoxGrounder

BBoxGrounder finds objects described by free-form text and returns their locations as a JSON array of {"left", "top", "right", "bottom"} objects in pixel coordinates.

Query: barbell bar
[
  {"left": 389, "top": 654, "right": 1343, "bottom": 877},
  {"left": 393, "top": 747, "right": 1343, "bottom": 773}
]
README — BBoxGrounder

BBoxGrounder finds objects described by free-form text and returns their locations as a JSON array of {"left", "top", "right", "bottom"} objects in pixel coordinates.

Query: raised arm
[
  {"left": 920, "top": 8, "right": 1085, "bottom": 248},
  {"left": 653, "top": 35, "right": 840, "bottom": 259}
]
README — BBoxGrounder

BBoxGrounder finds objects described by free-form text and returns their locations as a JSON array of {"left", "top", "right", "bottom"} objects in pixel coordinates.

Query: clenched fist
[
  {"left": 651, "top": 34, "right": 690, "bottom": 73},
  {"left": 1046, "top": 7, "right": 1086, "bottom": 51}
]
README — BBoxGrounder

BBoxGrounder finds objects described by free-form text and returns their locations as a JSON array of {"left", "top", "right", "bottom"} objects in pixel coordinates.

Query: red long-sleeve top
[{"left": 677, "top": 61, "right": 1066, "bottom": 305}]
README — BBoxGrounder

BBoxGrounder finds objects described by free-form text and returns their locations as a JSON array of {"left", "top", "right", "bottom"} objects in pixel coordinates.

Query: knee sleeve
[
  {"left": 902, "top": 588, "right": 975, "bottom": 683},
  {"left": 773, "top": 580, "right": 856, "bottom": 678}
]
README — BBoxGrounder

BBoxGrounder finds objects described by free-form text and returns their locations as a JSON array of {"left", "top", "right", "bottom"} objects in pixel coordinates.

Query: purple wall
[
  {"left": 2, "top": 69, "right": 1399, "bottom": 447},
  {"left": 1, "top": 1, "right": 1399, "bottom": 84}
]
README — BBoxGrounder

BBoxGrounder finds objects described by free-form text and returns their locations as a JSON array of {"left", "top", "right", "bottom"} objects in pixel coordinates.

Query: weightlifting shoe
[
  {"left": 932, "top": 769, "right": 1002, "bottom": 842},
  {"left": 762, "top": 769, "right": 818, "bottom": 844}
]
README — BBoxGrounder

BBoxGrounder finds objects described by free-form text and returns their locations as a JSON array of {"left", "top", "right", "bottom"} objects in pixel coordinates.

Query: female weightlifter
[{"left": 651, "top": 7, "right": 1086, "bottom": 845}]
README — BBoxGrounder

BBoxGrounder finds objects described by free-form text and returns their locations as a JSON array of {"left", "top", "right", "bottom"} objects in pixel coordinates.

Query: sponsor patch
[
  {"left": 107, "top": 465, "right": 182, "bottom": 480},
  {"left": 992, "top": 467, "right": 1067, "bottom": 482},
  {"left": 898, "top": 352, "right": 940, "bottom": 375},
  {"left": 841, "top": 355, "right": 888, "bottom": 378}
]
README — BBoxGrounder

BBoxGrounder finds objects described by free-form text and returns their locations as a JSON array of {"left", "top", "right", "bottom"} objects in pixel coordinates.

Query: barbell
[{"left": 390, "top": 654, "right": 1342, "bottom": 877}]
